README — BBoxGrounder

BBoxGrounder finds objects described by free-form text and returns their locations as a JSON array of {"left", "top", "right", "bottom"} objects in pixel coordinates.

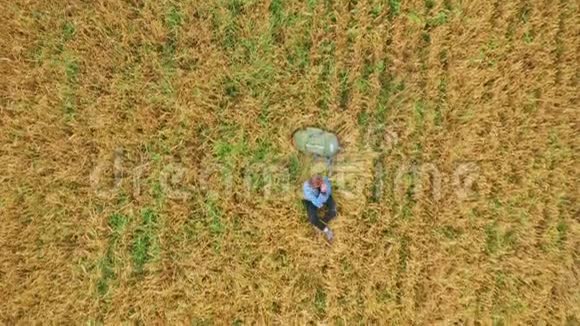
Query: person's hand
[{"left": 320, "top": 183, "right": 328, "bottom": 193}]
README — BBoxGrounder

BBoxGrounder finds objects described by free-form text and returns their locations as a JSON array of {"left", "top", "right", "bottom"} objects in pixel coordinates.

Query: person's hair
[{"left": 309, "top": 175, "right": 323, "bottom": 186}]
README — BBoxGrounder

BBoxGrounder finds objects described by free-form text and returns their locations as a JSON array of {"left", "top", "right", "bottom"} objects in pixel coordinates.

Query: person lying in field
[{"left": 302, "top": 175, "right": 337, "bottom": 243}]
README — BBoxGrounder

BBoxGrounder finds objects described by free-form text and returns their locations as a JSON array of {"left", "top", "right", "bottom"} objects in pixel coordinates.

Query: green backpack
[{"left": 293, "top": 127, "right": 340, "bottom": 158}]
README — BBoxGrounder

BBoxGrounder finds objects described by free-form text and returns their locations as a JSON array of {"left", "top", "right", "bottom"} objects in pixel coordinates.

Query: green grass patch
[
  {"left": 203, "top": 197, "right": 224, "bottom": 252},
  {"left": 485, "top": 222, "right": 518, "bottom": 255},
  {"left": 505, "top": 2, "right": 531, "bottom": 41},
  {"left": 165, "top": 5, "right": 183, "bottom": 30},
  {"left": 191, "top": 318, "right": 214, "bottom": 326},
  {"left": 399, "top": 171, "right": 416, "bottom": 219},
  {"left": 97, "top": 213, "right": 129, "bottom": 297},
  {"left": 408, "top": 11, "right": 423, "bottom": 25},
  {"left": 307, "top": 0, "right": 317, "bottom": 10},
  {"left": 132, "top": 208, "right": 158, "bottom": 274},
  {"left": 316, "top": 41, "right": 335, "bottom": 111},
  {"left": 62, "top": 56, "right": 79, "bottom": 117},
  {"left": 398, "top": 236, "right": 409, "bottom": 273},
  {"left": 162, "top": 5, "right": 183, "bottom": 71},
  {"left": 485, "top": 223, "right": 500, "bottom": 254},
  {"left": 371, "top": 3, "right": 383, "bottom": 18},
  {"left": 357, "top": 110, "right": 369, "bottom": 127},
  {"left": 206, "top": 198, "right": 223, "bottom": 236},
  {"left": 258, "top": 101, "right": 270, "bottom": 126},
  {"left": 388, "top": 0, "right": 401, "bottom": 18},
  {"left": 556, "top": 220, "right": 568, "bottom": 248},
  {"left": 443, "top": 0, "right": 453, "bottom": 11},
  {"left": 338, "top": 69, "right": 350, "bottom": 109},
  {"left": 62, "top": 21, "right": 75, "bottom": 42},
  {"left": 426, "top": 11, "right": 448, "bottom": 28},
  {"left": 395, "top": 235, "right": 410, "bottom": 304},
  {"left": 366, "top": 58, "right": 395, "bottom": 149},
  {"left": 239, "top": 136, "right": 274, "bottom": 162},
  {"left": 223, "top": 76, "right": 240, "bottom": 99},
  {"left": 439, "top": 225, "right": 461, "bottom": 240},
  {"left": 360, "top": 56, "right": 374, "bottom": 91},
  {"left": 227, "top": 0, "right": 244, "bottom": 17},
  {"left": 287, "top": 38, "right": 311, "bottom": 72},
  {"left": 54, "top": 20, "right": 76, "bottom": 53},
  {"left": 244, "top": 138, "right": 281, "bottom": 193},
  {"left": 523, "top": 29, "right": 534, "bottom": 44},
  {"left": 314, "top": 287, "right": 327, "bottom": 316},
  {"left": 518, "top": 2, "right": 531, "bottom": 23},
  {"left": 57, "top": 20, "right": 79, "bottom": 118},
  {"left": 288, "top": 154, "right": 300, "bottom": 182},
  {"left": 109, "top": 213, "right": 129, "bottom": 234},
  {"left": 224, "top": 22, "right": 238, "bottom": 50},
  {"left": 219, "top": 32, "right": 276, "bottom": 96},
  {"left": 435, "top": 75, "right": 447, "bottom": 126},
  {"left": 97, "top": 247, "right": 116, "bottom": 297},
  {"left": 413, "top": 100, "right": 425, "bottom": 127},
  {"left": 213, "top": 130, "right": 248, "bottom": 166},
  {"left": 245, "top": 61, "right": 276, "bottom": 97},
  {"left": 269, "top": 0, "right": 285, "bottom": 41},
  {"left": 151, "top": 179, "right": 164, "bottom": 203},
  {"left": 218, "top": 7, "right": 240, "bottom": 52},
  {"left": 362, "top": 208, "right": 379, "bottom": 224}
]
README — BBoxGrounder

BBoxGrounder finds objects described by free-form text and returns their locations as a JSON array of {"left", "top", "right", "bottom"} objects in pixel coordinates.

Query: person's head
[{"left": 309, "top": 175, "right": 323, "bottom": 188}]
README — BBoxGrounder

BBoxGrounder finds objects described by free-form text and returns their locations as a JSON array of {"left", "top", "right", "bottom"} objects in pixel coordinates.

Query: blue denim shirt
[{"left": 303, "top": 177, "right": 332, "bottom": 208}]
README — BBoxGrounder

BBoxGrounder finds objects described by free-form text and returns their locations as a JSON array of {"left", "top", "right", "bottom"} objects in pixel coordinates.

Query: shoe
[{"left": 323, "top": 227, "right": 334, "bottom": 243}]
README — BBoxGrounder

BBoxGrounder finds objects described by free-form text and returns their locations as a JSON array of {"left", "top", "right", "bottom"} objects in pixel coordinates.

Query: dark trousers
[{"left": 302, "top": 195, "right": 337, "bottom": 231}]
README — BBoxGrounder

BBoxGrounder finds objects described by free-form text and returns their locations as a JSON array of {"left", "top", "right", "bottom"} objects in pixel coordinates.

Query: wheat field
[{"left": 1, "top": 0, "right": 578, "bottom": 324}]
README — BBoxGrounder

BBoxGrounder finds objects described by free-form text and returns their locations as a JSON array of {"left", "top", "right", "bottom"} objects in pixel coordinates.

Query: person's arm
[
  {"left": 304, "top": 182, "right": 329, "bottom": 208},
  {"left": 322, "top": 177, "right": 332, "bottom": 196}
]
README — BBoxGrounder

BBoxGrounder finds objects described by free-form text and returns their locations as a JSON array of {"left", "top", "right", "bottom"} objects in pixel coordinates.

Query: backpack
[{"left": 293, "top": 127, "right": 340, "bottom": 158}]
